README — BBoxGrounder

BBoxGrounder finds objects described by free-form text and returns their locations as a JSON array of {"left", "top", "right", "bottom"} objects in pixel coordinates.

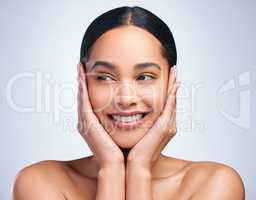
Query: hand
[
  {"left": 77, "top": 62, "right": 124, "bottom": 169},
  {"left": 127, "top": 66, "right": 180, "bottom": 170}
]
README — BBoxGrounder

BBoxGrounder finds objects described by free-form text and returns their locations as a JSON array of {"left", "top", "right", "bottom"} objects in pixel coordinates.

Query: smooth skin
[{"left": 12, "top": 26, "right": 245, "bottom": 200}]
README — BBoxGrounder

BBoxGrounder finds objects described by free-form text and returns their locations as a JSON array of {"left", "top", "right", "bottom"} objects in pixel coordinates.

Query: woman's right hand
[{"left": 77, "top": 62, "right": 124, "bottom": 169}]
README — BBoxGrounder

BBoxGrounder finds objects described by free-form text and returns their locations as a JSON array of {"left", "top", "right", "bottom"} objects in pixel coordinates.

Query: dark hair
[{"left": 80, "top": 6, "right": 177, "bottom": 68}]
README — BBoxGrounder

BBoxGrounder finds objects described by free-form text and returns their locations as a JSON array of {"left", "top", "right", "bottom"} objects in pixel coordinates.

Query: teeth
[{"left": 111, "top": 114, "right": 143, "bottom": 122}]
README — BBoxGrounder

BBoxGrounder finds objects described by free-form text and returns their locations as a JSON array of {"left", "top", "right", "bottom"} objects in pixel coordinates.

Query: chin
[
  {"left": 114, "top": 139, "right": 137, "bottom": 149},
  {"left": 109, "top": 128, "right": 147, "bottom": 149}
]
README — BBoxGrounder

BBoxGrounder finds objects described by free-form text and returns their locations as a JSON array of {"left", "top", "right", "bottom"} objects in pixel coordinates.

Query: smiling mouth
[{"left": 107, "top": 112, "right": 151, "bottom": 129}]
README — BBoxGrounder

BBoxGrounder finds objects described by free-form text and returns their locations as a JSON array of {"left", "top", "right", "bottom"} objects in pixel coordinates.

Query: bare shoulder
[
  {"left": 182, "top": 161, "right": 245, "bottom": 199},
  {"left": 12, "top": 160, "right": 69, "bottom": 199}
]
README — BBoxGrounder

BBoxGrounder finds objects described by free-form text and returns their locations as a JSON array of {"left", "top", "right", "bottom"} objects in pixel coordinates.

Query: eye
[
  {"left": 137, "top": 74, "right": 155, "bottom": 81},
  {"left": 95, "top": 74, "right": 114, "bottom": 81}
]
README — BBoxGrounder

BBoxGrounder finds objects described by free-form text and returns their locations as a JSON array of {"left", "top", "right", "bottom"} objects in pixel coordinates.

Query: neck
[{"left": 120, "top": 147, "right": 132, "bottom": 166}]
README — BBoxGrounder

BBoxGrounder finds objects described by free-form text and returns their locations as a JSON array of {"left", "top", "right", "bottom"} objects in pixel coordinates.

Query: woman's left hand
[{"left": 127, "top": 66, "right": 180, "bottom": 171}]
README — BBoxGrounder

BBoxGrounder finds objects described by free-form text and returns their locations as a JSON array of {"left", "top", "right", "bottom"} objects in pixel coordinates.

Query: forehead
[{"left": 86, "top": 26, "right": 168, "bottom": 70}]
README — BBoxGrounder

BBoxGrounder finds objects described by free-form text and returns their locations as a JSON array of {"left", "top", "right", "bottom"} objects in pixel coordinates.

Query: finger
[
  {"left": 162, "top": 81, "right": 180, "bottom": 118},
  {"left": 152, "top": 132, "right": 174, "bottom": 162},
  {"left": 151, "top": 112, "right": 176, "bottom": 162},
  {"left": 154, "top": 65, "right": 179, "bottom": 133},
  {"left": 154, "top": 107, "right": 176, "bottom": 160},
  {"left": 77, "top": 62, "right": 94, "bottom": 134},
  {"left": 78, "top": 62, "right": 97, "bottom": 122},
  {"left": 162, "top": 65, "right": 180, "bottom": 119},
  {"left": 157, "top": 81, "right": 179, "bottom": 139},
  {"left": 167, "top": 65, "right": 176, "bottom": 96},
  {"left": 77, "top": 79, "right": 86, "bottom": 133}
]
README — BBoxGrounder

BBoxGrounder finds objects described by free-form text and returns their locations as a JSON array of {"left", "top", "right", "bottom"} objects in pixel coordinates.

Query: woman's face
[{"left": 84, "top": 25, "right": 171, "bottom": 148}]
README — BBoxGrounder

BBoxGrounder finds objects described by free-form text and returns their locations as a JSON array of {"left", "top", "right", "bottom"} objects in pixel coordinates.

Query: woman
[{"left": 13, "top": 6, "right": 245, "bottom": 200}]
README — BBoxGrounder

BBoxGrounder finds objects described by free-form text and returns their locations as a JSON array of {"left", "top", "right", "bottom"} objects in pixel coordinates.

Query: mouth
[{"left": 107, "top": 111, "right": 151, "bottom": 130}]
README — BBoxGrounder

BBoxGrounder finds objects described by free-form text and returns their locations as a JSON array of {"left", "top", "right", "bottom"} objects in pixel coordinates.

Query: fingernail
[
  {"left": 170, "top": 65, "right": 175, "bottom": 77},
  {"left": 171, "top": 65, "right": 175, "bottom": 72},
  {"left": 170, "top": 65, "right": 174, "bottom": 72}
]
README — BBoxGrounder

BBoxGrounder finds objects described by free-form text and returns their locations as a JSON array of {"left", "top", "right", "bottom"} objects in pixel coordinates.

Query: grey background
[{"left": 1, "top": 0, "right": 255, "bottom": 199}]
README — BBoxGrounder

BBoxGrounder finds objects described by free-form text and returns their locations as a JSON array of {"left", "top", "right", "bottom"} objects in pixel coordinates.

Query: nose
[{"left": 114, "top": 82, "right": 139, "bottom": 110}]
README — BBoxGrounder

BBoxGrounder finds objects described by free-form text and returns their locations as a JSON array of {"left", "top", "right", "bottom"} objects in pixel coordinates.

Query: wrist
[
  {"left": 127, "top": 160, "right": 151, "bottom": 171},
  {"left": 98, "top": 164, "right": 125, "bottom": 177},
  {"left": 126, "top": 164, "right": 152, "bottom": 180}
]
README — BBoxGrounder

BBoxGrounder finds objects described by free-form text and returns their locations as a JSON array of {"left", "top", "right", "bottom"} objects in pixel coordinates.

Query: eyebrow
[{"left": 89, "top": 60, "right": 161, "bottom": 71}]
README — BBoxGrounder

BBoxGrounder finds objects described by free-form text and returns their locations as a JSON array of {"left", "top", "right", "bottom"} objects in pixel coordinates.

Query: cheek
[
  {"left": 136, "top": 82, "right": 167, "bottom": 113},
  {"left": 87, "top": 81, "right": 113, "bottom": 113},
  {"left": 154, "top": 86, "right": 167, "bottom": 112}
]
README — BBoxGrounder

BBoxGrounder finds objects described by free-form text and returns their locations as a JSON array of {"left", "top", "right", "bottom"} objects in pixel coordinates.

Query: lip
[
  {"left": 108, "top": 111, "right": 149, "bottom": 116},
  {"left": 107, "top": 111, "right": 151, "bottom": 130}
]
